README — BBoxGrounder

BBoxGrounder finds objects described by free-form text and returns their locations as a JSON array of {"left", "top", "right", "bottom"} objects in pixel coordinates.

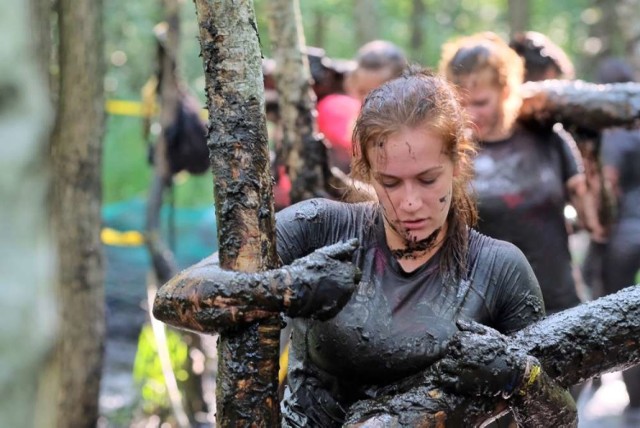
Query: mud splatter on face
[
  {"left": 405, "top": 140, "right": 417, "bottom": 161},
  {"left": 439, "top": 190, "right": 451, "bottom": 211}
]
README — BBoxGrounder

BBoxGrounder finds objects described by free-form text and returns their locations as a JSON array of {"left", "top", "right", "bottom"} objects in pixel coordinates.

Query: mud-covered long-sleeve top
[
  {"left": 276, "top": 198, "right": 546, "bottom": 427},
  {"left": 473, "top": 122, "right": 582, "bottom": 313}
]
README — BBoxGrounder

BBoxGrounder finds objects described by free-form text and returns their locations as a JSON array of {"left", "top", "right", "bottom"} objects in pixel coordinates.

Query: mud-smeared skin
[
  {"left": 192, "top": 1, "right": 280, "bottom": 425},
  {"left": 520, "top": 80, "right": 640, "bottom": 132},
  {"left": 344, "top": 286, "right": 640, "bottom": 427},
  {"left": 153, "top": 240, "right": 360, "bottom": 333}
]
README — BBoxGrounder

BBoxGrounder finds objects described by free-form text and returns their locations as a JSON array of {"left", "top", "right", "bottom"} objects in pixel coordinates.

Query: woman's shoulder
[
  {"left": 468, "top": 229, "right": 529, "bottom": 267},
  {"left": 277, "top": 198, "right": 377, "bottom": 221}
]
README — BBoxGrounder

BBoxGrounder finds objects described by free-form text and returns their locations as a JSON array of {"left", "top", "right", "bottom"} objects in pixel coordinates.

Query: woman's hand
[
  {"left": 286, "top": 239, "right": 361, "bottom": 320},
  {"left": 435, "top": 320, "right": 535, "bottom": 398}
]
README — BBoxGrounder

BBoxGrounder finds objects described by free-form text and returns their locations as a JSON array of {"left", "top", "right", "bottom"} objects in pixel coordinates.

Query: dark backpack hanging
[{"left": 163, "top": 91, "right": 210, "bottom": 175}]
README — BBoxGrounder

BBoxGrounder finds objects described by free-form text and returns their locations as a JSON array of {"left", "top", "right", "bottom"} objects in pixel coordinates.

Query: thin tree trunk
[
  {"left": 311, "top": 7, "right": 326, "bottom": 48},
  {"left": 617, "top": 0, "right": 640, "bottom": 78},
  {"left": 520, "top": 80, "right": 640, "bottom": 131},
  {"left": 581, "top": 0, "right": 621, "bottom": 80},
  {"left": 192, "top": 0, "right": 281, "bottom": 425},
  {"left": 409, "top": 0, "right": 427, "bottom": 64},
  {"left": 0, "top": 2, "right": 56, "bottom": 427},
  {"left": 353, "top": 0, "right": 378, "bottom": 46},
  {"left": 507, "top": 0, "right": 530, "bottom": 38},
  {"left": 50, "top": 0, "right": 106, "bottom": 426},
  {"left": 266, "top": 0, "right": 332, "bottom": 204}
]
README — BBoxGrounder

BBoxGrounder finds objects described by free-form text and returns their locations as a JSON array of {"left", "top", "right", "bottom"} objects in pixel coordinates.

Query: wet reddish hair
[{"left": 439, "top": 32, "right": 524, "bottom": 131}]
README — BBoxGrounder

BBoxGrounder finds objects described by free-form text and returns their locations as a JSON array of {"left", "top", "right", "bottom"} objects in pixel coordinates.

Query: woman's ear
[
  {"left": 500, "top": 85, "right": 511, "bottom": 101},
  {"left": 453, "top": 161, "right": 461, "bottom": 178}
]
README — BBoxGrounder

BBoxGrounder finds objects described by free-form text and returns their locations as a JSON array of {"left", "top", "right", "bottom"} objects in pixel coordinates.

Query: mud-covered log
[
  {"left": 265, "top": 0, "right": 334, "bottom": 204},
  {"left": 192, "top": 0, "right": 281, "bottom": 425},
  {"left": 520, "top": 80, "right": 640, "bottom": 132},
  {"left": 513, "top": 284, "right": 640, "bottom": 388},
  {"left": 344, "top": 285, "right": 640, "bottom": 427}
]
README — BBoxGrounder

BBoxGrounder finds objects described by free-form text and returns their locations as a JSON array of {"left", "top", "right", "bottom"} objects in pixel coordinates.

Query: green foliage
[
  {"left": 103, "top": 115, "right": 150, "bottom": 204},
  {"left": 132, "top": 324, "right": 190, "bottom": 415},
  {"left": 102, "top": 113, "right": 213, "bottom": 206},
  {"left": 103, "top": 0, "right": 599, "bottom": 206}
]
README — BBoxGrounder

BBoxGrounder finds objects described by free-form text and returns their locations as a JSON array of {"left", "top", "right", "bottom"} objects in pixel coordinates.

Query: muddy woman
[{"left": 154, "top": 67, "right": 577, "bottom": 427}]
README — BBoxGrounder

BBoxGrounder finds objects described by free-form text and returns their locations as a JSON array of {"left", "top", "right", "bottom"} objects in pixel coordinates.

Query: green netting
[{"left": 102, "top": 197, "right": 218, "bottom": 338}]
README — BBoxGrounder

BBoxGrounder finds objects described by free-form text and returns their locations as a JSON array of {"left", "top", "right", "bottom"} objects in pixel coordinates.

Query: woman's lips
[{"left": 401, "top": 219, "right": 427, "bottom": 230}]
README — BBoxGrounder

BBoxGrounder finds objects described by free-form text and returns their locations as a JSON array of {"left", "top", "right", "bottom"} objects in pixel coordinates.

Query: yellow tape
[
  {"left": 105, "top": 99, "right": 148, "bottom": 117},
  {"left": 519, "top": 363, "right": 542, "bottom": 396},
  {"left": 279, "top": 342, "right": 290, "bottom": 385},
  {"left": 105, "top": 98, "right": 208, "bottom": 120},
  {"left": 101, "top": 227, "right": 145, "bottom": 246},
  {"left": 525, "top": 364, "right": 541, "bottom": 388}
]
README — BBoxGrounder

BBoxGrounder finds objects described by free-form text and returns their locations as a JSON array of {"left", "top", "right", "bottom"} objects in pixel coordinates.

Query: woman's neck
[{"left": 385, "top": 223, "right": 448, "bottom": 273}]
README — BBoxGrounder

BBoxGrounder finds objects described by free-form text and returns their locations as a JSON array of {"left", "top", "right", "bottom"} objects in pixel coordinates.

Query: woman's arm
[
  {"left": 435, "top": 321, "right": 577, "bottom": 426},
  {"left": 153, "top": 240, "right": 360, "bottom": 333},
  {"left": 566, "top": 173, "right": 607, "bottom": 240}
]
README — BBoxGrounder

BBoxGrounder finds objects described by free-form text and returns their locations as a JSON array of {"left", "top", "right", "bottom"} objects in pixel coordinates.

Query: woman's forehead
[
  {"left": 369, "top": 127, "right": 447, "bottom": 168},
  {"left": 457, "top": 69, "right": 498, "bottom": 90}
]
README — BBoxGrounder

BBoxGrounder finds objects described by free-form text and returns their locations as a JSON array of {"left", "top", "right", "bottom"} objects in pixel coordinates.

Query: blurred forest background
[
  {"left": 104, "top": 0, "right": 638, "bottom": 208},
  {"left": 98, "top": 2, "right": 639, "bottom": 427},
  {"left": 6, "top": 0, "right": 638, "bottom": 427}
]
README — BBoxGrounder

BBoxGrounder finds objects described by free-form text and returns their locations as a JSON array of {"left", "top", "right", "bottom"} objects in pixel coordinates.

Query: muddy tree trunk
[
  {"left": 49, "top": 0, "right": 106, "bottom": 426},
  {"left": 266, "top": 0, "right": 332, "bottom": 204},
  {"left": 192, "top": 0, "right": 281, "bottom": 425},
  {"left": 0, "top": 2, "right": 56, "bottom": 427},
  {"left": 520, "top": 79, "right": 640, "bottom": 131},
  {"left": 345, "top": 285, "right": 640, "bottom": 427}
]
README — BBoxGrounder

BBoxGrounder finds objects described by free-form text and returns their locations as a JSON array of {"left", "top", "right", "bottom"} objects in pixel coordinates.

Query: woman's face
[
  {"left": 348, "top": 67, "right": 394, "bottom": 102},
  {"left": 458, "top": 82, "right": 508, "bottom": 141},
  {"left": 368, "top": 126, "right": 455, "bottom": 249}
]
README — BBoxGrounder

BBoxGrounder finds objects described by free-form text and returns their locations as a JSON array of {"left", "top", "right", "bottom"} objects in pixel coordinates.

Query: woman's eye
[
  {"left": 419, "top": 177, "right": 437, "bottom": 185},
  {"left": 381, "top": 180, "right": 400, "bottom": 188}
]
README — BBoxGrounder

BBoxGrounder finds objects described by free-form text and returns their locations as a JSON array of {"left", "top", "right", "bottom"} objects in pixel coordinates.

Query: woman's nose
[{"left": 400, "top": 188, "right": 421, "bottom": 212}]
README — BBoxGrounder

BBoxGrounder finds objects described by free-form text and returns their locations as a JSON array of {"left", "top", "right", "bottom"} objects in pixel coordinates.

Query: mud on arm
[{"left": 152, "top": 239, "right": 360, "bottom": 333}]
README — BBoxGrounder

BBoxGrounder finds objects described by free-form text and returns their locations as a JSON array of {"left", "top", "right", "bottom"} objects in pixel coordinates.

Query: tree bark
[
  {"left": 344, "top": 285, "right": 640, "bottom": 427},
  {"left": 0, "top": 2, "right": 56, "bottom": 427},
  {"left": 581, "top": 0, "right": 621, "bottom": 81},
  {"left": 266, "top": 0, "right": 334, "bottom": 204},
  {"left": 520, "top": 79, "right": 640, "bottom": 132},
  {"left": 353, "top": 0, "right": 379, "bottom": 46},
  {"left": 192, "top": 0, "right": 281, "bottom": 425},
  {"left": 50, "top": 0, "right": 106, "bottom": 426},
  {"left": 409, "top": 0, "right": 427, "bottom": 64},
  {"left": 311, "top": 7, "right": 326, "bottom": 49},
  {"left": 617, "top": 0, "right": 640, "bottom": 78},
  {"left": 507, "top": 0, "right": 529, "bottom": 38}
]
